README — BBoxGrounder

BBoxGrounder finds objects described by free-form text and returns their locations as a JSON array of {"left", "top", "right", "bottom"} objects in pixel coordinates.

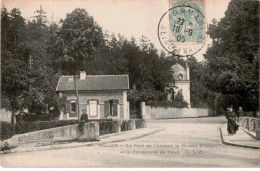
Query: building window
[
  {"left": 70, "top": 101, "right": 76, "bottom": 112},
  {"left": 105, "top": 99, "right": 119, "bottom": 117},
  {"left": 178, "top": 73, "right": 183, "bottom": 80},
  {"left": 89, "top": 100, "right": 98, "bottom": 117},
  {"left": 109, "top": 100, "right": 113, "bottom": 116}
]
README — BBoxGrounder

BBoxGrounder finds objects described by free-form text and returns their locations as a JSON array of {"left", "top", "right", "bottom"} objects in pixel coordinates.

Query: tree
[
  {"left": 172, "top": 91, "right": 188, "bottom": 108},
  {"left": 1, "top": 7, "right": 63, "bottom": 122},
  {"left": 34, "top": 5, "right": 47, "bottom": 27},
  {"left": 27, "top": 6, "right": 50, "bottom": 68},
  {"left": 1, "top": 6, "right": 177, "bottom": 121},
  {"left": 1, "top": 8, "right": 30, "bottom": 123},
  {"left": 1, "top": 7, "right": 10, "bottom": 51},
  {"left": 204, "top": 0, "right": 259, "bottom": 113},
  {"left": 187, "top": 56, "right": 215, "bottom": 109},
  {"left": 58, "top": 8, "right": 103, "bottom": 118}
]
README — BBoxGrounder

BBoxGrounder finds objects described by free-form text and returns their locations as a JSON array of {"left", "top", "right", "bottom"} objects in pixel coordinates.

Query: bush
[
  {"left": 16, "top": 110, "right": 60, "bottom": 123},
  {"left": 2, "top": 118, "right": 116, "bottom": 139},
  {"left": 15, "top": 120, "right": 79, "bottom": 134},
  {"left": 15, "top": 119, "right": 113, "bottom": 135},
  {"left": 146, "top": 100, "right": 188, "bottom": 108},
  {"left": 0, "top": 122, "right": 15, "bottom": 140}
]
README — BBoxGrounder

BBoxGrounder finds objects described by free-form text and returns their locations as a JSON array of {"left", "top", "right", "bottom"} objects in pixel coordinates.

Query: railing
[
  {"left": 99, "top": 119, "right": 146, "bottom": 135},
  {"left": 238, "top": 117, "right": 260, "bottom": 140},
  {"left": 238, "top": 117, "right": 257, "bottom": 132},
  {"left": 99, "top": 121, "right": 119, "bottom": 136},
  {"left": 121, "top": 120, "right": 133, "bottom": 132},
  {"left": 135, "top": 119, "right": 145, "bottom": 129}
]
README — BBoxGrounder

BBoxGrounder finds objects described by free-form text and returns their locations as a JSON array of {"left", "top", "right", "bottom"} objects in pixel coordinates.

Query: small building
[
  {"left": 56, "top": 71, "right": 130, "bottom": 120},
  {"left": 166, "top": 62, "right": 191, "bottom": 107}
]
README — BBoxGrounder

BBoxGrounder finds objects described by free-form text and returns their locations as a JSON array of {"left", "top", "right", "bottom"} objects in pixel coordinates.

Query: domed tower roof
[{"left": 171, "top": 63, "right": 188, "bottom": 81}]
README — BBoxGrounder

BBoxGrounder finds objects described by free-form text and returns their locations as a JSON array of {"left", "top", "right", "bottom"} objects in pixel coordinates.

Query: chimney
[{"left": 80, "top": 71, "right": 86, "bottom": 80}]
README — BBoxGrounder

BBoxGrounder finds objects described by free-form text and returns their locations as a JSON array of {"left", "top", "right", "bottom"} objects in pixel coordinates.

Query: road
[{"left": 1, "top": 117, "right": 259, "bottom": 167}]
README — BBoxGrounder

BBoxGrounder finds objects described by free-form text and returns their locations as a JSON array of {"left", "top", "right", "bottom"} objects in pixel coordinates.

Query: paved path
[
  {"left": 220, "top": 123, "right": 260, "bottom": 149},
  {"left": 1, "top": 117, "right": 259, "bottom": 167}
]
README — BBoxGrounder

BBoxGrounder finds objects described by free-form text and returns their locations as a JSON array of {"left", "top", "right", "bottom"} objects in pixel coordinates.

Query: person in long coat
[
  {"left": 78, "top": 109, "right": 89, "bottom": 134},
  {"left": 227, "top": 108, "right": 239, "bottom": 135}
]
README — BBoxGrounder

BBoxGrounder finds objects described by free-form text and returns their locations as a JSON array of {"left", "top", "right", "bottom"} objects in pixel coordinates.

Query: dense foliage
[
  {"left": 0, "top": 122, "right": 15, "bottom": 140},
  {"left": 204, "top": 0, "right": 259, "bottom": 114},
  {"left": 1, "top": 6, "right": 63, "bottom": 122},
  {"left": 1, "top": 0, "right": 259, "bottom": 121},
  {"left": 1, "top": 7, "right": 176, "bottom": 120}
]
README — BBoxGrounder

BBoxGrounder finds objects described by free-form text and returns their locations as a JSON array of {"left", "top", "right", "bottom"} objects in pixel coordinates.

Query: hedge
[
  {"left": 1, "top": 119, "right": 113, "bottom": 140},
  {"left": 0, "top": 122, "right": 15, "bottom": 141},
  {"left": 146, "top": 100, "right": 188, "bottom": 108},
  {"left": 15, "top": 120, "right": 79, "bottom": 134}
]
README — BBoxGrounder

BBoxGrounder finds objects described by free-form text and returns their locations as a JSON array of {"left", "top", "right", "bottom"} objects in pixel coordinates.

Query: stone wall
[
  {"left": 143, "top": 104, "right": 214, "bottom": 119},
  {"left": 4, "top": 119, "right": 146, "bottom": 146},
  {"left": 7, "top": 122, "right": 99, "bottom": 146}
]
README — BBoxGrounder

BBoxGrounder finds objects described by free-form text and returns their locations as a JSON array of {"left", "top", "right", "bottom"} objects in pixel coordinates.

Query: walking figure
[{"left": 227, "top": 108, "right": 239, "bottom": 135}]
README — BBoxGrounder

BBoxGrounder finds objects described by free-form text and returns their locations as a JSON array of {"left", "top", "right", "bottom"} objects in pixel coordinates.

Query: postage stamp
[{"left": 158, "top": 0, "right": 206, "bottom": 57}]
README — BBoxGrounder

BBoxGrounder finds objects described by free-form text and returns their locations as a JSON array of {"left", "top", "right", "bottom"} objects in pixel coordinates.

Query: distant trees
[
  {"left": 1, "top": 7, "right": 174, "bottom": 120},
  {"left": 90, "top": 34, "right": 175, "bottom": 117},
  {"left": 2, "top": 0, "right": 258, "bottom": 120}
]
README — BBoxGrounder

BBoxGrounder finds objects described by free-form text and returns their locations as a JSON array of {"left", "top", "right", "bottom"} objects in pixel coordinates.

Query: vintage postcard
[{"left": 1, "top": 0, "right": 259, "bottom": 168}]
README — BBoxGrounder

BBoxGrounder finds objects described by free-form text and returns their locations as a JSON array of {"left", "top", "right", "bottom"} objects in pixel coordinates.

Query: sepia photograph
[{"left": 0, "top": 0, "right": 259, "bottom": 167}]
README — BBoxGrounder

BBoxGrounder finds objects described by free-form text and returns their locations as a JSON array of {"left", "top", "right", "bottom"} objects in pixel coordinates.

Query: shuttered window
[
  {"left": 65, "top": 101, "right": 70, "bottom": 113},
  {"left": 104, "top": 99, "right": 119, "bottom": 117},
  {"left": 71, "top": 101, "right": 76, "bottom": 112},
  {"left": 112, "top": 103, "right": 118, "bottom": 116},
  {"left": 104, "top": 101, "right": 110, "bottom": 117},
  {"left": 64, "top": 100, "right": 77, "bottom": 118}
]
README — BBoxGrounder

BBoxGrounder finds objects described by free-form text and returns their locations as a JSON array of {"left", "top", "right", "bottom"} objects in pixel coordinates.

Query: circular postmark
[{"left": 158, "top": 5, "right": 206, "bottom": 57}]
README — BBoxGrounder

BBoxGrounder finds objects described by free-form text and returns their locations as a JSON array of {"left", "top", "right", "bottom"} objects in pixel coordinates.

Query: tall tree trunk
[
  {"left": 93, "top": 60, "right": 98, "bottom": 74},
  {"left": 11, "top": 110, "right": 16, "bottom": 135},
  {"left": 11, "top": 110, "right": 16, "bottom": 124},
  {"left": 73, "top": 74, "right": 80, "bottom": 120}
]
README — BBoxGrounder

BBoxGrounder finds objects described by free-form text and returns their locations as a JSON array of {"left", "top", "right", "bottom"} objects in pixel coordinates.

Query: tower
[{"left": 167, "top": 62, "right": 191, "bottom": 107}]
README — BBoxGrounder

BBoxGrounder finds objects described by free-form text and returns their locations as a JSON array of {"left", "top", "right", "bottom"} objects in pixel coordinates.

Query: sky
[{"left": 2, "top": 0, "right": 231, "bottom": 61}]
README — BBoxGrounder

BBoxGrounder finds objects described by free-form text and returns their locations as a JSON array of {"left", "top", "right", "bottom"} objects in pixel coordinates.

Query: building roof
[{"left": 56, "top": 75, "right": 129, "bottom": 92}]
